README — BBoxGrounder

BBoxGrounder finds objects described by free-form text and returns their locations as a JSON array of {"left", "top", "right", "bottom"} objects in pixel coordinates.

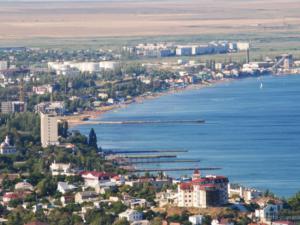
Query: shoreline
[
  {"left": 67, "top": 72, "right": 297, "bottom": 128},
  {"left": 67, "top": 77, "right": 236, "bottom": 128}
]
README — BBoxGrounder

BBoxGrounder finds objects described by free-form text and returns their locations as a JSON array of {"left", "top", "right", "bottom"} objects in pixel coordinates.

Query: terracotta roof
[
  {"left": 3, "top": 192, "right": 19, "bottom": 199},
  {"left": 180, "top": 183, "right": 193, "bottom": 190},
  {"left": 200, "top": 183, "right": 217, "bottom": 190},
  {"left": 179, "top": 175, "right": 228, "bottom": 190}
]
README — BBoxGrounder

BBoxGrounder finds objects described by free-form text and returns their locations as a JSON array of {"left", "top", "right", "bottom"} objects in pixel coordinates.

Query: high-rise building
[{"left": 40, "top": 112, "right": 59, "bottom": 148}]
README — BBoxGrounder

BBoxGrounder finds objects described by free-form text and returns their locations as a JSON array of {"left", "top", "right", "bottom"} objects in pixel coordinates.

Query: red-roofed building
[
  {"left": 80, "top": 171, "right": 117, "bottom": 188},
  {"left": 2, "top": 192, "right": 19, "bottom": 204},
  {"left": 177, "top": 170, "right": 229, "bottom": 208},
  {"left": 2, "top": 191, "right": 32, "bottom": 205}
]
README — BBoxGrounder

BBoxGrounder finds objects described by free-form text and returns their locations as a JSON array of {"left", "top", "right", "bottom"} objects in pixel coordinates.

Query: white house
[
  {"left": 50, "top": 161, "right": 74, "bottom": 176},
  {"left": 189, "top": 215, "right": 204, "bottom": 225},
  {"left": 228, "top": 183, "right": 262, "bottom": 203},
  {"left": 15, "top": 181, "right": 34, "bottom": 191},
  {"left": 255, "top": 204, "right": 280, "bottom": 223},
  {"left": 124, "top": 198, "right": 148, "bottom": 209},
  {"left": 57, "top": 182, "right": 76, "bottom": 194},
  {"left": 110, "top": 175, "right": 126, "bottom": 186},
  {"left": 75, "top": 191, "right": 99, "bottom": 204},
  {"left": 119, "top": 209, "right": 143, "bottom": 222},
  {"left": 155, "top": 190, "right": 177, "bottom": 207},
  {"left": 0, "top": 136, "right": 17, "bottom": 155},
  {"left": 80, "top": 171, "right": 117, "bottom": 188},
  {"left": 131, "top": 220, "right": 150, "bottom": 225},
  {"left": 211, "top": 219, "right": 234, "bottom": 225}
]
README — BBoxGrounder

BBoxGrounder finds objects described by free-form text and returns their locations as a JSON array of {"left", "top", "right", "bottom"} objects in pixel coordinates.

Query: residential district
[{"left": 0, "top": 42, "right": 299, "bottom": 225}]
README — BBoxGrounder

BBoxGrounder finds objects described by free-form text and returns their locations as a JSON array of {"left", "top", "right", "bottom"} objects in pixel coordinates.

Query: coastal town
[{"left": 0, "top": 41, "right": 300, "bottom": 225}]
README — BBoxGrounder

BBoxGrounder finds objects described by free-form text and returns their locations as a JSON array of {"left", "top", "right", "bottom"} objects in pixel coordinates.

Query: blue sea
[{"left": 75, "top": 75, "right": 300, "bottom": 197}]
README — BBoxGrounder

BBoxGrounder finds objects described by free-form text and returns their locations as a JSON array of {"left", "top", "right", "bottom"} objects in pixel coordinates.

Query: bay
[{"left": 75, "top": 75, "right": 300, "bottom": 197}]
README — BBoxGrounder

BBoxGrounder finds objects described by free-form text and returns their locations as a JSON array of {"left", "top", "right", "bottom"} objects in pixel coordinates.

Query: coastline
[
  {"left": 68, "top": 73, "right": 300, "bottom": 197},
  {"left": 68, "top": 72, "right": 300, "bottom": 128},
  {"left": 66, "top": 78, "right": 236, "bottom": 128}
]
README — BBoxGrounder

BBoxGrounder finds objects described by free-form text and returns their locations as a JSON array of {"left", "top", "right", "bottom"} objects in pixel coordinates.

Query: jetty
[
  {"left": 119, "top": 159, "right": 201, "bottom": 165},
  {"left": 80, "top": 119, "right": 205, "bottom": 125},
  {"left": 122, "top": 154, "right": 177, "bottom": 159},
  {"left": 105, "top": 148, "right": 220, "bottom": 174},
  {"left": 128, "top": 167, "right": 221, "bottom": 173},
  {"left": 104, "top": 149, "right": 188, "bottom": 155}
]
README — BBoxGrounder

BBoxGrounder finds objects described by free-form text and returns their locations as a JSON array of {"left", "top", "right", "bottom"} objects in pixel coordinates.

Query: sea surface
[{"left": 75, "top": 75, "right": 300, "bottom": 197}]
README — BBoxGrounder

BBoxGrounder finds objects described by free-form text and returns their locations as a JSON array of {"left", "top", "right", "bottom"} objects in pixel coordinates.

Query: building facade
[
  {"left": 0, "top": 135, "right": 17, "bottom": 155},
  {"left": 1, "top": 101, "right": 26, "bottom": 114},
  {"left": 177, "top": 170, "right": 229, "bottom": 208},
  {"left": 40, "top": 112, "right": 59, "bottom": 148}
]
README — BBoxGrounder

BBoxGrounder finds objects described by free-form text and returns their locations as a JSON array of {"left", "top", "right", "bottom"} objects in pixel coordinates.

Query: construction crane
[{"left": 19, "top": 78, "right": 25, "bottom": 102}]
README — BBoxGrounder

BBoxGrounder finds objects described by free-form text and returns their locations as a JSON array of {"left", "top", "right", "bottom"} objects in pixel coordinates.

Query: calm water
[{"left": 75, "top": 75, "right": 300, "bottom": 197}]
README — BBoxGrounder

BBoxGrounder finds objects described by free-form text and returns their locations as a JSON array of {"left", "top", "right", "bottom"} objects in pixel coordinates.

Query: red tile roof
[
  {"left": 179, "top": 175, "right": 228, "bottom": 190},
  {"left": 3, "top": 192, "right": 19, "bottom": 199},
  {"left": 180, "top": 183, "right": 193, "bottom": 190}
]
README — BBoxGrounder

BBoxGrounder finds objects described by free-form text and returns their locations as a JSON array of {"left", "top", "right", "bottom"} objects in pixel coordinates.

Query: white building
[
  {"left": 228, "top": 183, "right": 262, "bottom": 203},
  {"left": 75, "top": 191, "right": 99, "bottom": 204},
  {"left": 237, "top": 42, "right": 250, "bottom": 51},
  {"left": 192, "top": 45, "right": 213, "bottom": 55},
  {"left": 119, "top": 209, "right": 143, "bottom": 222},
  {"left": 253, "top": 197, "right": 283, "bottom": 223},
  {"left": 32, "top": 84, "right": 53, "bottom": 95},
  {"left": 50, "top": 161, "right": 73, "bottom": 176},
  {"left": 57, "top": 182, "right": 76, "bottom": 194},
  {"left": 255, "top": 204, "right": 280, "bottom": 223},
  {"left": 155, "top": 189, "right": 177, "bottom": 207},
  {"left": 15, "top": 181, "right": 34, "bottom": 191},
  {"left": 177, "top": 170, "right": 229, "bottom": 208},
  {"left": 189, "top": 215, "right": 204, "bottom": 225},
  {"left": 36, "top": 101, "right": 65, "bottom": 115},
  {"left": 40, "top": 112, "right": 59, "bottom": 148},
  {"left": 211, "top": 219, "right": 234, "bottom": 225},
  {"left": 80, "top": 171, "right": 117, "bottom": 188},
  {"left": 131, "top": 220, "right": 150, "bottom": 225},
  {"left": 0, "top": 136, "right": 17, "bottom": 155},
  {"left": 48, "top": 61, "right": 119, "bottom": 74},
  {"left": 176, "top": 46, "right": 193, "bottom": 56},
  {"left": 99, "top": 61, "right": 119, "bottom": 70},
  {"left": 0, "top": 61, "right": 8, "bottom": 70}
]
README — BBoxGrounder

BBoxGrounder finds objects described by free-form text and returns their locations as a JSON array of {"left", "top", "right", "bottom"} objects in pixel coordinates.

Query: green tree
[
  {"left": 113, "top": 218, "right": 130, "bottom": 225},
  {"left": 88, "top": 128, "right": 98, "bottom": 149},
  {"left": 288, "top": 192, "right": 300, "bottom": 211},
  {"left": 150, "top": 217, "right": 163, "bottom": 225}
]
